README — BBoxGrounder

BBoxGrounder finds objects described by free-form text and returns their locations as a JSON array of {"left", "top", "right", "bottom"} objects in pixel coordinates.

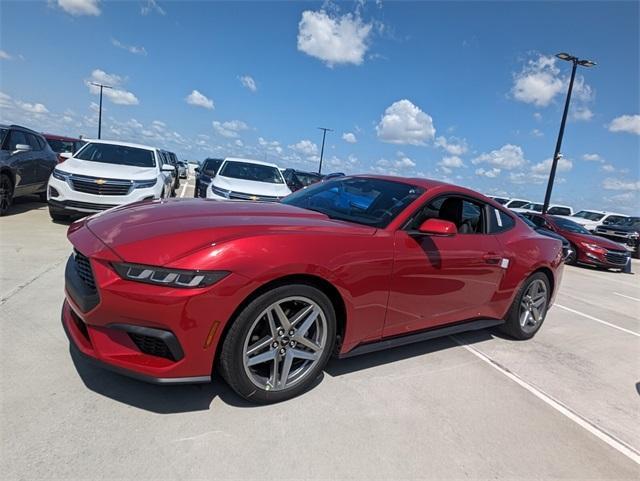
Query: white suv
[
  {"left": 206, "top": 157, "right": 291, "bottom": 201},
  {"left": 47, "top": 139, "right": 174, "bottom": 220}
]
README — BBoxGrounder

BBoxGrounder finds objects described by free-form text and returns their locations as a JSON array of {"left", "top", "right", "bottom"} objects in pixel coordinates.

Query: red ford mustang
[{"left": 62, "top": 176, "right": 564, "bottom": 403}]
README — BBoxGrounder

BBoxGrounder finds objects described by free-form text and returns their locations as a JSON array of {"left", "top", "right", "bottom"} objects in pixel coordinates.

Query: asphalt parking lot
[{"left": 1, "top": 178, "right": 639, "bottom": 480}]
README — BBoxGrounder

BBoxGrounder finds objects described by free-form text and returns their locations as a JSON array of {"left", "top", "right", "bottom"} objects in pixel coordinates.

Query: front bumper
[
  {"left": 48, "top": 176, "right": 159, "bottom": 214},
  {"left": 577, "top": 249, "right": 630, "bottom": 269}
]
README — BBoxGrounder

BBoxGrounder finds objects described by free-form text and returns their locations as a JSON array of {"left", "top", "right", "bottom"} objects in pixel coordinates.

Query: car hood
[
  {"left": 562, "top": 230, "right": 628, "bottom": 250},
  {"left": 213, "top": 175, "right": 292, "bottom": 197},
  {"left": 597, "top": 224, "right": 638, "bottom": 234},
  {"left": 536, "top": 228, "right": 569, "bottom": 246},
  {"left": 84, "top": 199, "right": 375, "bottom": 265},
  {"left": 56, "top": 157, "right": 158, "bottom": 180}
]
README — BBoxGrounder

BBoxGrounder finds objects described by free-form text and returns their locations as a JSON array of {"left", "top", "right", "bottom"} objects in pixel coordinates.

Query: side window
[
  {"left": 26, "top": 134, "right": 42, "bottom": 151},
  {"left": 36, "top": 136, "right": 47, "bottom": 150},
  {"left": 548, "top": 206, "right": 571, "bottom": 216},
  {"left": 8, "top": 130, "right": 27, "bottom": 150},
  {"left": 488, "top": 207, "right": 516, "bottom": 233},
  {"left": 407, "top": 195, "right": 486, "bottom": 234},
  {"left": 527, "top": 215, "right": 547, "bottom": 228}
]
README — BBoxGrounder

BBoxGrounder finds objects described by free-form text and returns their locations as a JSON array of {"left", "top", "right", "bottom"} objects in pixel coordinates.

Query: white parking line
[
  {"left": 451, "top": 337, "right": 640, "bottom": 465},
  {"left": 179, "top": 181, "right": 189, "bottom": 198},
  {"left": 614, "top": 292, "right": 640, "bottom": 302},
  {"left": 556, "top": 304, "right": 640, "bottom": 337}
]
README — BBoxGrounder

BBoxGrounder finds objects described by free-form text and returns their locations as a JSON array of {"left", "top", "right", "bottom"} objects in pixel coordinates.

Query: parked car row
[{"left": 488, "top": 195, "right": 638, "bottom": 260}]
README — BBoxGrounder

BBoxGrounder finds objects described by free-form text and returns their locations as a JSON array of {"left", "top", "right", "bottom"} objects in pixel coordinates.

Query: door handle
[{"left": 482, "top": 253, "right": 502, "bottom": 265}]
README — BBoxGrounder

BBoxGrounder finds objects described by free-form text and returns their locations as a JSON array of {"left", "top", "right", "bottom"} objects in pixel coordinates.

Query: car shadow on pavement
[
  {"left": 4, "top": 196, "right": 47, "bottom": 216},
  {"left": 69, "top": 348, "right": 255, "bottom": 413}
]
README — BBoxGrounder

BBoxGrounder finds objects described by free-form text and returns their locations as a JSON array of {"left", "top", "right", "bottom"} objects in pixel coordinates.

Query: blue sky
[{"left": 1, "top": 0, "right": 639, "bottom": 213}]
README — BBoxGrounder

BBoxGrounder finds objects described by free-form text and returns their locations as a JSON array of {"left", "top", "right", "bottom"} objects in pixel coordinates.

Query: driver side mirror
[
  {"left": 14, "top": 144, "right": 31, "bottom": 153},
  {"left": 161, "top": 164, "right": 175, "bottom": 172},
  {"left": 417, "top": 218, "right": 457, "bottom": 236}
]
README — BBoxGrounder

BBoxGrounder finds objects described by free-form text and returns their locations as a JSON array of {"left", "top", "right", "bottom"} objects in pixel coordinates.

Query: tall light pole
[
  {"left": 90, "top": 82, "right": 112, "bottom": 139},
  {"left": 542, "top": 52, "right": 596, "bottom": 214},
  {"left": 317, "top": 127, "right": 333, "bottom": 174}
]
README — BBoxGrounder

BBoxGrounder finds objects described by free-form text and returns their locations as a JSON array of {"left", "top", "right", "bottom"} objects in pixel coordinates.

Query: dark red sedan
[
  {"left": 43, "top": 133, "right": 84, "bottom": 163},
  {"left": 522, "top": 213, "right": 630, "bottom": 269},
  {"left": 62, "top": 176, "right": 564, "bottom": 403}
]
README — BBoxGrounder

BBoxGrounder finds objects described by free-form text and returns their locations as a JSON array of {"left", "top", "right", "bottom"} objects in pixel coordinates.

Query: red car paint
[
  {"left": 524, "top": 213, "right": 630, "bottom": 269},
  {"left": 42, "top": 133, "right": 84, "bottom": 163},
  {"left": 62, "top": 176, "right": 564, "bottom": 382}
]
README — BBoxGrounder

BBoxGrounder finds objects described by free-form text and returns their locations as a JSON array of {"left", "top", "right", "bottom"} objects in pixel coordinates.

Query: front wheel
[
  {"left": 219, "top": 284, "right": 336, "bottom": 404},
  {"left": 0, "top": 174, "right": 14, "bottom": 216},
  {"left": 565, "top": 244, "right": 578, "bottom": 265},
  {"left": 500, "top": 272, "right": 550, "bottom": 340}
]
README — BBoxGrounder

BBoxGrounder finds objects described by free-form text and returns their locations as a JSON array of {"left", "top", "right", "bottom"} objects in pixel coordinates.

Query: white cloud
[
  {"left": 235, "top": 139, "right": 244, "bottom": 147},
  {"left": 530, "top": 157, "right": 573, "bottom": 175},
  {"left": 602, "top": 178, "right": 640, "bottom": 191},
  {"left": 531, "top": 128, "right": 544, "bottom": 137},
  {"left": 212, "top": 120, "right": 248, "bottom": 138},
  {"left": 608, "top": 114, "right": 640, "bottom": 135},
  {"left": 0, "top": 91, "right": 12, "bottom": 108},
  {"left": 475, "top": 167, "right": 501, "bottom": 178},
  {"left": 395, "top": 156, "right": 416, "bottom": 169},
  {"left": 239, "top": 75, "right": 257, "bottom": 92},
  {"left": 601, "top": 164, "right": 616, "bottom": 173},
  {"left": 140, "top": 0, "right": 165, "bottom": 16},
  {"left": 297, "top": 10, "right": 372, "bottom": 67},
  {"left": 85, "top": 69, "right": 139, "bottom": 105},
  {"left": 186, "top": 90, "right": 214, "bottom": 109},
  {"left": 572, "top": 106, "right": 593, "bottom": 121},
  {"left": 435, "top": 136, "right": 467, "bottom": 155},
  {"left": 533, "top": 112, "right": 542, "bottom": 121},
  {"left": 439, "top": 155, "right": 465, "bottom": 169},
  {"left": 111, "top": 39, "right": 147, "bottom": 56},
  {"left": 289, "top": 139, "right": 319, "bottom": 156},
  {"left": 57, "top": 0, "right": 100, "bottom": 16},
  {"left": 582, "top": 153, "right": 603, "bottom": 162},
  {"left": 0, "top": 50, "right": 11, "bottom": 60},
  {"left": 376, "top": 99, "right": 435, "bottom": 145},
  {"left": 258, "top": 137, "right": 283, "bottom": 155},
  {"left": 17, "top": 101, "right": 49, "bottom": 114},
  {"left": 342, "top": 132, "right": 357, "bottom": 143},
  {"left": 511, "top": 55, "right": 564, "bottom": 107},
  {"left": 472, "top": 144, "right": 526, "bottom": 170}
]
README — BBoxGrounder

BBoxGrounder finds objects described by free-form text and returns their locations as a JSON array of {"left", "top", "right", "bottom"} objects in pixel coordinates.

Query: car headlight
[
  {"left": 630, "top": 233, "right": 639, "bottom": 239},
  {"left": 211, "top": 185, "right": 230, "bottom": 198},
  {"left": 52, "top": 169, "right": 70, "bottom": 181},
  {"left": 132, "top": 178, "right": 158, "bottom": 189},
  {"left": 580, "top": 242, "right": 606, "bottom": 254},
  {"left": 112, "top": 263, "right": 230, "bottom": 288}
]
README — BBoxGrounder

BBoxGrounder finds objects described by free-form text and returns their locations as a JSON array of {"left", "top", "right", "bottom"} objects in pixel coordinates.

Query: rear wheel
[
  {"left": 500, "top": 272, "right": 550, "bottom": 340},
  {"left": 38, "top": 190, "right": 48, "bottom": 202},
  {"left": 0, "top": 174, "right": 13, "bottom": 216},
  {"left": 565, "top": 244, "right": 578, "bottom": 265},
  {"left": 219, "top": 284, "right": 336, "bottom": 404}
]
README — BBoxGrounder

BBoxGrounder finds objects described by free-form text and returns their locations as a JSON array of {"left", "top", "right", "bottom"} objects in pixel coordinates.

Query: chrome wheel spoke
[
  {"left": 519, "top": 279, "right": 548, "bottom": 332},
  {"left": 273, "top": 304, "right": 292, "bottom": 331},
  {"left": 289, "top": 304, "right": 315, "bottom": 328},
  {"left": 266, "top": 310, "right": 278, "bottom": 338},
  {"left": 291, "top": 348, "right": 318, "bottom": 361},
  {"left": 296, "top": 308, "right": 320, "bottom": 336},
  {"left": 278, "top": 351, "right": 294, "bottom": 388},
  {"left": 246, "top": 335, "right": 273, "bottom": 356},
  {"left": 246, "top": 348, "right": 277, "bottom": 367},
  {"left": 294, "top": 335, "right": 321, "bottom": 352}
]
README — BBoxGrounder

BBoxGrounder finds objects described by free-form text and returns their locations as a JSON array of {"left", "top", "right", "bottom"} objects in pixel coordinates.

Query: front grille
[
  {"left": 74, "top": 250, "right": 96, "bottom": 290},
  {"left": 69, "top": 174, "right": 132, "bottom": 196},
  {"left": 605, "top": 250, "right": 630, "bottom": 265},
  {"left": 597, "top": 233, "right": 635, "bottom": 248},
  {"left": 228, "top": 190, "right": 280, "bottom": 202},
  {"left": 128, "top": 333, "right": 175, "bottom": 360}
]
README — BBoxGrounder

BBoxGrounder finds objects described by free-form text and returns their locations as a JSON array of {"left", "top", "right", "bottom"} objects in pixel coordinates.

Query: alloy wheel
[
  {"left": 519, "top": 279, "right": 548, "bottom": 333},
  {"left": 242, "top": 296, "right": 328, "bottom": 391}
]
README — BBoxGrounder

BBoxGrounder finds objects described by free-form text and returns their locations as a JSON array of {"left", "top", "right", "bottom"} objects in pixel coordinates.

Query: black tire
[
  {"left": 634, "top": 246, "right": 640, "bottom": 260},
  {"left": 0, "top": 173, "right": 14, "bottom": 216},
  {"left": 49, "top": 206, "right": 69, "bottom": 222},
  {"left": 38, "top": 190, "right": 48, "bottom": 202},
  {"left": 218, "top": 284, "right": 336, "bottom": 404},
  {"left": 500, "top": 272, "right": 551, "bottom": 340},
  {"left": 565, "top": 244, "right": 578, "bottom": 265}
]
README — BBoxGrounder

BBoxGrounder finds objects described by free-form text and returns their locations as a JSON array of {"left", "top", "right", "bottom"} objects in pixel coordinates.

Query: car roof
[
  {"left": 0, "top": 123, "right": 42, "bottom": 135},
  {"left": 42, "top": 133, "right": 82, "bottom": 142},
  {"left": 574, "top": 209, "right": 626, "bottom": 216},
  {"left": 223, "top": 157, "right": 280, "bottom": 168},
  {"left": 81, "top": 138, "right": 157, "bottom": 151}
]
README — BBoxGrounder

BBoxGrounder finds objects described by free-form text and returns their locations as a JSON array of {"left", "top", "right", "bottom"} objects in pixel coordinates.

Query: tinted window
[
  {"left": 76, "top": 143, "right": 156, "bottom": 167},
  {"left": 219, "top": 161, "right": 285, "bottom": 184},
  {"left": 550, "top": 216, "right": 590, "bottom": 234},
  {"left": 573, "top": 210, "right": 604, "bottom": 221},
  {"left": 8, "top": 130, "right": 27, "bottom": 150},
  {"left": 0, "top": 128, "right": 7, "bottom": 147},
  {"left": 521, "top": 202, "right": 544, "bottom": 212},
  {"left": 492, "top": 197, "right": 509, "bottom": 205},
  {"left": 406, "top": 195, "right": 486, "bottom": 234},
  {"left": 47, "top": 139, "right": 76, "bottom": 153},
  {"left": 488, "top": 207, "right": 516, "bottom": 233},
  {"left": 507, "top": 200, "right": 529, "bottom": 208},
  {"left": 26, "top": 134, "right": 41, "bottom": 150},
  {"left": 203, "top": 158, "right": 222, "bottom": 176},
  {"left": 548, "top": 206, "right": 571, "bottom": 216},
  {"left": 603, "top": 215, "right": 628, "bottom": 225},
  {"left": 283, "top": 177, "right": 424, "bottom": 228},
  {"left": 524, "top": 214, "right": 547, "bottom": 228}
]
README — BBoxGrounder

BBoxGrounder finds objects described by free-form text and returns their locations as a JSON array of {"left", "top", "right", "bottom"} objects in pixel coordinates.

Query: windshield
[
  {"left": 75, "top": 143, "right": 156, "bottom": 167},
  {"left": 521, "top": 203, "right": 544, "bottom": 212},
  {"left": 617, "top": 216, "right": 640, "bottom": 227},
  {"left": 603, "top": 215, "right": 628, "bottom": 225},
  {"left": 573, "top": 210, "right": 604, "bottom": 221},
  {"left": 47, "top": 139, "right": 77, "bottom": 154},
  {"left": 219, "top": 161, "right": 284, "bottom": 184},
  {"left": 492, "top": 197, "right": 509, "bottom": 205},
  {"left": 507, "top": 200, "right": 529, "bottom": 208},
  {"left": 282, "top": 177, "right": 424, "bottom": 228},
  {"left": 550, "top": 216, "right": 590, "bottom": 234},
  {"left": 517, "top": 214, "right": 537, "bottom": 229}
]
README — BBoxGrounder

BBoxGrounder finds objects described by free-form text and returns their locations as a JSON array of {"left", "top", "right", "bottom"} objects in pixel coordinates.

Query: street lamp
[
  {"left": 317, "top": 127, "right": 333, "bottom": 174},
  {"left": 90, "top": 82, "right": 112, "bottom": 139},
  {"left": 542, "top": 52, "right": 596, "bottom": 214}
]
